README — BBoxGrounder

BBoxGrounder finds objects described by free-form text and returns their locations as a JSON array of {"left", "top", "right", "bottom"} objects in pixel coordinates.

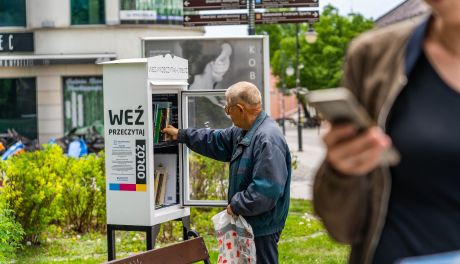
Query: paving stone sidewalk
[{"left": 284, "top": 124, "right": 326, "bottom": 200}]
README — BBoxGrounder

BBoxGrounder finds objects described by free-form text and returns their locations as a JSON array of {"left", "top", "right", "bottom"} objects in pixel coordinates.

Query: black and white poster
[{"left": 142, "top": 36, "right": 268, "bottom": 97}]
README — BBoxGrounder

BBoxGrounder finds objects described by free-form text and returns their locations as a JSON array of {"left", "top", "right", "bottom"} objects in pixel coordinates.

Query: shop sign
[{"left": 0, "top": 32, "right": 34, "bottom": 52}]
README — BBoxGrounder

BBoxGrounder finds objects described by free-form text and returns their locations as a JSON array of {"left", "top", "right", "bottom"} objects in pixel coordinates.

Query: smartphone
[{"left": 307, "top": 87, "right": 400, "bottom": 166}]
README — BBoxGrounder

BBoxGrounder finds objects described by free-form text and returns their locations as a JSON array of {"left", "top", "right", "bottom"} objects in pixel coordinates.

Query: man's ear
[{"left": 236, "top": 104, "right": 244, "bottom": 113}]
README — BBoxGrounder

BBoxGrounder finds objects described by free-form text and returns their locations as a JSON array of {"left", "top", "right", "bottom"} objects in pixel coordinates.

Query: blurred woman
[{"left": 314, "top": 1, "right": 460, "bottom": 263}]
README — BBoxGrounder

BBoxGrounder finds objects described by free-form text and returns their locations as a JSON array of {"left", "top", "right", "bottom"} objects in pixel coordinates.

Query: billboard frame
[{"left": 141, "top": 36, "right": 270, "bottom": 113}]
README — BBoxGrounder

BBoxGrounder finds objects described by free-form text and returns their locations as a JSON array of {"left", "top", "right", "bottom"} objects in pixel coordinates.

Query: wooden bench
[{"left": 106, "top": 233, "right": 211, "bottom": 264}]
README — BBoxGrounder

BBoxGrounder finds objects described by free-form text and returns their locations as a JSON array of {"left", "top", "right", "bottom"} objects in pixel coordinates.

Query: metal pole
[
  {"left": 248, "top": 0, "right": 255, "bottom": 35},
  {"left": 107, "top": 225, "right": 116, "bottom": 261},
  {"left": 295, "top": 23, "right": 303, "bottom": 152},
  {"left": 281, "top": 52, "right": 286, "bottom": 136}
]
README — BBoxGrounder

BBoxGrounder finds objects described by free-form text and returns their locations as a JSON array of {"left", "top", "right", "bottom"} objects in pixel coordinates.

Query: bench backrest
[{"left": 106, "top": 237, "right": 210, "bottom": 264}]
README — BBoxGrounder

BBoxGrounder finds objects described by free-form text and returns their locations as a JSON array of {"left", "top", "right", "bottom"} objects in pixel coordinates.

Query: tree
[{"left": 257, "top": 5, "right": 373, "bottom": 120}]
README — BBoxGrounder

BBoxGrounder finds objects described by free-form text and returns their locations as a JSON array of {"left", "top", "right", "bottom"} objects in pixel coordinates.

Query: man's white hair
[{"left": 225, "top": 81, "right": 262, "bottom": 106}]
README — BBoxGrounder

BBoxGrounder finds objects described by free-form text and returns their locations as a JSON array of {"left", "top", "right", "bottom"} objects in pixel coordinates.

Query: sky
[{"left": 204, "top": 0, "right": 406, "bottom": 36}]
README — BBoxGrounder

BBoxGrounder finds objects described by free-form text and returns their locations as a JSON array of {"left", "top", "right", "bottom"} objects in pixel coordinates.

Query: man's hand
[
  {"left": 162, "top": 125, "right": 179, "bottom": 141},
  {"left": 226, "top": 204, "right": 234, "bottom": 216},
  {"left": 323, "top": 124, "right": 392, "bottom": 177}
]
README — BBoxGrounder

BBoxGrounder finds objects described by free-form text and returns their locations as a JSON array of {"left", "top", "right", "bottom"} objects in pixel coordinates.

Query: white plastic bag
[{"left": 212, "top": 210, "right": 256, "bottom": 264}]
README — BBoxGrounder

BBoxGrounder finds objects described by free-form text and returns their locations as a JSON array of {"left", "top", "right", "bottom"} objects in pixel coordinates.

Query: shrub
[
  {"left": 189, "top": 153, "right": 228, "bottom": 200},
  {"left": 0, "top": 193, "right": 24, "bottom": 262},
  {"left": 60, "top": 152, "right": 106, "bottom": 233},
  {"left": 1, "top": 144, "right": 65, "bottom": 244}
]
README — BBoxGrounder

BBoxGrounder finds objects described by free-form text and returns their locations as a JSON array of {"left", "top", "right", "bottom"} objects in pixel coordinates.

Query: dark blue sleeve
[
  {"left": 178, "top": 127, "right": 236, "bottom": 162},
  {"left": 230, "top": 141, "right": 289, "bottom": 216}
]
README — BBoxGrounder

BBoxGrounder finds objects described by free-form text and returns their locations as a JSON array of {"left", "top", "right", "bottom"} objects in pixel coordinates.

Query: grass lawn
[{"left": 12, "top": 199, "right": 349, "bottom": 263}]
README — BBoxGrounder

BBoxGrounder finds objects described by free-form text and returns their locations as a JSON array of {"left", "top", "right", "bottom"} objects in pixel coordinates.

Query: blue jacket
[{"left": 178, "top": 111, "right": 291, "bottom": 237}]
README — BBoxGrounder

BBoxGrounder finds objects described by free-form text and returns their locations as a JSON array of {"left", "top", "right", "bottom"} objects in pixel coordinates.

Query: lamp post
[
  {"left": 248, "top": 0, "right": 255, "bottom": 35},
  {"left": 305, "top": 23, "right": 318, "bottom": 44},
  {"left": 295, "top": 23, "right": 303, "bottom": 151},
  {"left": 280, "top": 51, "right": 287, "bottom": 135},
  {"left": 286, "top": 22, "right": 318, "bottom": 152}
]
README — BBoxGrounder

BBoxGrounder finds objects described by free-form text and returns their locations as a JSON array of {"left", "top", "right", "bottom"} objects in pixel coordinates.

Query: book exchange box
[{"left": 102, "top": 54, "right": 236, "bottom": 227}]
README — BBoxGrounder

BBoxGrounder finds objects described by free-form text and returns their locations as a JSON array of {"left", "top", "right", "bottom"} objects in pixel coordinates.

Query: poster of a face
[
  {"left": 142, "top": 37, "right": 267, "bottom": 95},
  {"left": 142, "top": 37, "right": 268, "bottom": 129}
]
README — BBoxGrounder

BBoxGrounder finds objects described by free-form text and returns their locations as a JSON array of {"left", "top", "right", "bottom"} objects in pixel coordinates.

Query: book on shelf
[
  {"left": 152, "top": 101, "right": 172, "bottom": 144},
  {"left": 154, "top": 164, "right": 168, "bottom": 206},
  {"left": 154, "top": 154, "right": 177, "bottom": 205}
]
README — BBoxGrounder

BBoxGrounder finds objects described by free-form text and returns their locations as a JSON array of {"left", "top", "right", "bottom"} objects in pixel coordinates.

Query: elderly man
[{"left": 163, "top": 81, "right": 291, "bottom": 263}]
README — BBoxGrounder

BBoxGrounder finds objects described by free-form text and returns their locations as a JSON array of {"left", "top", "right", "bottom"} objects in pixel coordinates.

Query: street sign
[
  {"left": 183, "top": 0, "right": 318, "bottom": 11},
  {"left": 183, "top": 14, "right": 249, "bottom": 26},
  {"left": 183, "top": 11, "right": 319, "bottom": 26},
  {"left": 255, "top": 11, "right": 319, "bottom": 24},
  {"left": 183, "top": 0, "right": 246, "bottom": 11},
  {"left": 256, "top": 0, "right": 319, "bottom": 8}
]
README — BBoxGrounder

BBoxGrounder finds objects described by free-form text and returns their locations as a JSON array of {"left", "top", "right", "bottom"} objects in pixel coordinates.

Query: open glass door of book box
[
  {"left": 181, "top": 90, "right": 232, "bottom": 207},
  {"left": 151, "top": 89, "right": 232, "bottom": 208}
]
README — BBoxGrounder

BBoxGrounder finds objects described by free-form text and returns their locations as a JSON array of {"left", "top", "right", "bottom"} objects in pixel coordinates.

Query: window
[
  {"left": 71, "top": 0, "right": 105, "bottom": 25},
  {"left": 120, "top": 0, "right": 182, "bottom": 25},
  {"left": 0, "top": 78, "right": 37, "bottom": 139},
  {"left": 63, "top": 77, "right": 103, "bottom": 134},
  {"left": 0, "top": 0, "right": 26, "bottom": 27}
]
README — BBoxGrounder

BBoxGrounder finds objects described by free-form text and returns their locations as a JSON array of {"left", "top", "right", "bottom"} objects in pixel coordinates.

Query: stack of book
[
  {"left": 154, "top": 163, "right": 168, "bottom": 206},
  {"left": 153, "top": 101, "right": 172, "bottom": 144}
]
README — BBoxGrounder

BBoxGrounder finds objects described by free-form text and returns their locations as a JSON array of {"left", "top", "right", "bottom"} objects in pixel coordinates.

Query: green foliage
[
  {"left": 258, "top": 5, "right": 374, "bottom": 91},
  {"left": 189, "top": 153, "right": 228, "bottom": 200},
  {"left": 0, "top": 193, "right": 24, "bottom": 262},
  {"left": 191, "top": 207, "right": 221, "bottom": 235},
  {"left": 1, "top": 146, "right": 106, "bottom": 244},
  {"left": 60, "top": 152, "right": 106, "bottom": 233},
  {"left": 14, "top": 200, "right": 348, "bottom": 263},
  {"left": 2, "top": 145, "right": 65, "bottom": 244}
]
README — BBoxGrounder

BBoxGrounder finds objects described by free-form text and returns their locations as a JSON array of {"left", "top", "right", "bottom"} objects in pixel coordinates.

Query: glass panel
[
  {"left": 185, "top": 93, "right": 232, "bottom": 204},
  {"left": 119, "top": 0, "right": 182, "bottom": 25},
  {"left": 63, "top": 77, "right": 104, "bottom": 134},
  {"left": 188, "top": 152, "right": 228, "bottom": 201},
  {"left": 0, "top": 78, "right": 37, "bottom": 139},
  {"left": 0, "top": 0, "right": 26, "bottom": 27},
  {"left": 71, "top": 0, "right": 105, "bottom": 25}
]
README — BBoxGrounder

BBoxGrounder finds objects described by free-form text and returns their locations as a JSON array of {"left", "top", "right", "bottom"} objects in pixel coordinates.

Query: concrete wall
[
  {"left": 269, "top": 70, "right": 298, "bottom": 120},
  {"left": 1, "top": 0, "right": 205, "bottom": 143},
  {"left": 34, "top": 26, "right": 202, "bottom": 59},
  {"left": 28, "top": 0, "right": 71, "bottom": 28}
]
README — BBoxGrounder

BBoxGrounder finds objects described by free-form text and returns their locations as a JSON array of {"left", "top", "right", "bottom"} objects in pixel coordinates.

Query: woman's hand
[{"left": 323, "top": 124, "right": 392, "bottom": 177}]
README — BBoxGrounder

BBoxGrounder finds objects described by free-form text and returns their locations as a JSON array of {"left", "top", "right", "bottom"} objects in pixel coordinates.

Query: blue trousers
[{"left": 254, "top": 231, "right": 282, "bottom": 264}]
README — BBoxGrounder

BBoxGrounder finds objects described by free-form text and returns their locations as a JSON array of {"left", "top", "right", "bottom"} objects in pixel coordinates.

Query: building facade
[
  {"left": 269, "top": 70, "right": 298, "bottom": 121},
  {"left": 0, "top": 0, "right": 202, "bottom": 143},
  {"left": 375, "top": 0, "right": 430, "bottom": 27}
]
